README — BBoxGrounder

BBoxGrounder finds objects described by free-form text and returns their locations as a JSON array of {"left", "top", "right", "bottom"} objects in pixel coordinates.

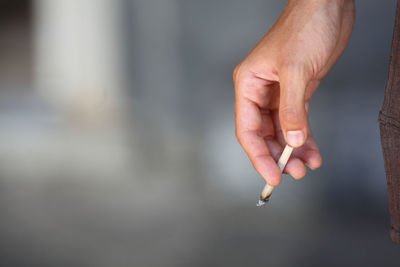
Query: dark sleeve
[{"left": 379, "top": 0, "right": 400, "bottom": 246}]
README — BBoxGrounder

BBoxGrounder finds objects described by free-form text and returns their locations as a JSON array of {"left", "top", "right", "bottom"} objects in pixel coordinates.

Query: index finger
[{"left": 235, "top": 89, "right": 282, "bottom": 186}]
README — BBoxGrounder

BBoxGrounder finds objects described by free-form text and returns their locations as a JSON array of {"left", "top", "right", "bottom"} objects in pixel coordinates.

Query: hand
[{"left": 233, "top": 0, "right": 355, "bottom": 186}]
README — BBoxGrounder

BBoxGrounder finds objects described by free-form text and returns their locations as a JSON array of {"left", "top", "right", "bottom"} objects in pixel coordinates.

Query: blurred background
[{"left": 0, "top": 0, "right": 399, "bottom": 266}]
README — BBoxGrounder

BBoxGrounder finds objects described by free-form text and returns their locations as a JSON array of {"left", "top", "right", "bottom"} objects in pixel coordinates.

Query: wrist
[
  {"left": 286, "top": 0, "right": 354, "bottom": 16},
  {"left": 287, "top": 0, "right": 351, "bottom": 8}
]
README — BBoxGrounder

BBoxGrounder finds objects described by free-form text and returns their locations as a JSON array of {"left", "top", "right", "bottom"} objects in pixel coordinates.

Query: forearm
[{"left": 284, "top": 0, "right": 355, "bottom": 19}]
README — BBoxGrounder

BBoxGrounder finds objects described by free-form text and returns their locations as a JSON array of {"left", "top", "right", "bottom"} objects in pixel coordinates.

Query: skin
[{"left": 233, "top": 0, "right": 356, "bottom": 186}]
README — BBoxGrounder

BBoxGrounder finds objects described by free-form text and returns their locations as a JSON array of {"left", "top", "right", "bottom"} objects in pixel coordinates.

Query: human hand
[{"left": 233, "top": 0, "right": 355, "bottom": 186}]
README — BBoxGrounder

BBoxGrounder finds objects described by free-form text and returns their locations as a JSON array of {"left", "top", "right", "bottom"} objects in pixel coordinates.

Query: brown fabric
[{"left": 379, "top": 0, "right": 400, "bottom": 245}]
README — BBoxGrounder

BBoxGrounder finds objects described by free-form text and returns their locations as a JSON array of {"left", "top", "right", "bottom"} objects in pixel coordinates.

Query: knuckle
[
  {"left": 233, "top": 63, "right": 249, "bottom": 84},
  {"left": 233, "top": 64, "right": 241, "bottom": 83},
  {"left": 235, "top": 128, "right": 243, "bottom": 144}
]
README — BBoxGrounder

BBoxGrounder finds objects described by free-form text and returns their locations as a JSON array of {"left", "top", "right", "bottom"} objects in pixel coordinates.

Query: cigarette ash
[{"left": 256, "top": 197, "right": 270, "bottom": 207}]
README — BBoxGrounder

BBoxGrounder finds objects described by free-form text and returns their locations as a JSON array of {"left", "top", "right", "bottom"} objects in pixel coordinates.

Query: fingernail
[
  {"left": 305, "top": 163, "right": 315, "bottom": 170},
  {"left": 287, "top": 130, "right": 304, "bottom": 147}
]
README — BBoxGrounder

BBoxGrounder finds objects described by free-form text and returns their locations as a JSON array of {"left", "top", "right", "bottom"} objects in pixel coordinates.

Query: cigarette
[{"left": 256, "top": 144, "right": 293, "bottom": 207}]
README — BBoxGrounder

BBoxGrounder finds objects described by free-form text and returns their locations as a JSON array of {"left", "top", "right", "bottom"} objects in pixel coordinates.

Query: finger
[
  {"left": 273, "top": 108, "right": 322, "bottom": 170},
  {"left": 292, "top": 104, "right": 322, "bottom": 170},
  {"left": 265, "top": 137, "right": 306, "bottom": 179},
  {"left": 278, "top": 67, "right": 309, "bottom": 148},
  {"left": 284, "top": 157, "right": 307, "bottom": 179},
  {"left": 235, "top": 98, "right": 282, "bottom": 186},
  {"left": 293, "top": 135, "right": 322, "bottom": 170},
  {"left": 240, "top": 132, "right": 282, "bottom": 186},
  {"left": 272, "top": 109, "right": 309, "bottom": 179}
]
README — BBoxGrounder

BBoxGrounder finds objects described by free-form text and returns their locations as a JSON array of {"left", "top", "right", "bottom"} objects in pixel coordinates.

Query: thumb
[{"left": 279, "top": 68, "right": 308, "bottom": 148}]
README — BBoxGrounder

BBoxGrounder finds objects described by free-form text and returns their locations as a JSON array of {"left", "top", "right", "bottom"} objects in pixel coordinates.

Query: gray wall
[{"left": 0, "top": 0, "right": 399, "bottom": 266}]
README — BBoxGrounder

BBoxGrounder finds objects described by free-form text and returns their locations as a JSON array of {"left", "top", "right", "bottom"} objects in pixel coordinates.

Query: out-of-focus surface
[{"left": 0, "top": 0, "right": 399, "bottom": 266}]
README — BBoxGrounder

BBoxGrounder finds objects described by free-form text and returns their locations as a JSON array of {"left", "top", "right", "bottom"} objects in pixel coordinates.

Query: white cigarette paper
[{"left": 257, "top": 145, "right": 293, "bottom": 206}]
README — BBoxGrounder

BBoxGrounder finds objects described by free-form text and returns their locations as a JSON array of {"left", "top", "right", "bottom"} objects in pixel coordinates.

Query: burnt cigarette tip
[{"left": 256, "top": 196, "right": 270, "bottom": 207}]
